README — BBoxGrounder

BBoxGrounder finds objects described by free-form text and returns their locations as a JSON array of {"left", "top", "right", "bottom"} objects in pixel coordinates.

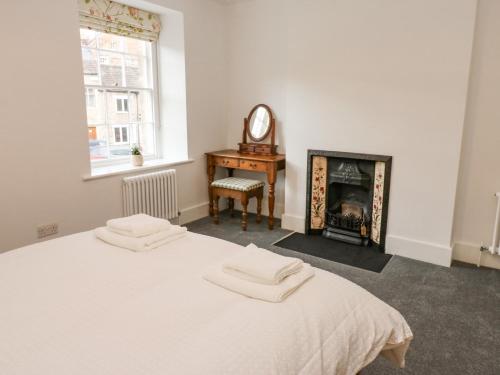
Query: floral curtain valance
[{"left": 78, "top": 0, "right": 161, "bottom": 42}]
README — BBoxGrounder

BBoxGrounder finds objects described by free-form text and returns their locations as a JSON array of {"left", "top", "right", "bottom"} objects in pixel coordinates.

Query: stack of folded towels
[
  {"left": 94, "top": 214, "right": 187, "bottom": 252},
  {"left": 203, "top": 243, "right": 315, "bottom": 303}
]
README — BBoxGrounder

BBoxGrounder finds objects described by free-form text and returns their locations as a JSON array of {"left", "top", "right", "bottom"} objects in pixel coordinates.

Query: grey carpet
[{"left": 187, "top": 210, "right": 500, "bottom": 375}]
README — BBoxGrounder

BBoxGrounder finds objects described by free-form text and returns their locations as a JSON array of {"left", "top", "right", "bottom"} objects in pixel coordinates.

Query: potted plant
[{"left": 131, "top": 145, "right": 144, "bottom": 167}]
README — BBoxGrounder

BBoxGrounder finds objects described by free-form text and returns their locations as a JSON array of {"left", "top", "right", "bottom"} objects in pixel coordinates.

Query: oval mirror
[{"left": 247, "top": 104, "right": 272, "bottom": 142}]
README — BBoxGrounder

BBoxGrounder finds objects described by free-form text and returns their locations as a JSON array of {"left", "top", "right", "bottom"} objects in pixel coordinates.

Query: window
[
  {"left": 113, "top": 125, "right": 129, "bottom": 144},
  {"left": 116, "top": 97, "right": 128, "bottom": 112},
  {"left": 80, "top": 29, "right": 158, "bottom": 163},
  {"left": 85, "top": 88, "right": 96, "bottom": 107}
]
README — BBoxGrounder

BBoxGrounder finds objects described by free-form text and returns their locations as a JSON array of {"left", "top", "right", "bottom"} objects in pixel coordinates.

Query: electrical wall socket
[{"left": 37, "top": 223, "right": 58, "bottom": 238}]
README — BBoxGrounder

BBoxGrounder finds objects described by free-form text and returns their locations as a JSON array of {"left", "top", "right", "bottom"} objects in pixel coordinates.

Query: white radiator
[{"left": 122, "top": 169, "right": 178, "bottom": 220}]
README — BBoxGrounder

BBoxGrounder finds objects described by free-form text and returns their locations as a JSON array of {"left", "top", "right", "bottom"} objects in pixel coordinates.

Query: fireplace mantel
[{"left": 305, "top": 150, "right": 392, "bottom": 252}]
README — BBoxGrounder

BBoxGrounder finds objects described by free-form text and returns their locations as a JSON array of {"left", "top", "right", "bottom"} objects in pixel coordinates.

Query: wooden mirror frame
[
  {"left": 239, "top": 104, "right": 277, "bottom": 156},
  {"left": 246, "top": 104, "right": 273, "bottom": 142}
]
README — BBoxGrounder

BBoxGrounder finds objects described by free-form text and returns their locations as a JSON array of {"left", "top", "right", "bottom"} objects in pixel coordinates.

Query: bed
[{"left": 0, "top": 231, "right": 412, "bottom": 375}]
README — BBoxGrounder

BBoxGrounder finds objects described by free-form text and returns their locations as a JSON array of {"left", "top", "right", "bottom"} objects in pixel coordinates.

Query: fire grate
[{"left": 325, "top": 210, "right": 370, "bottom": 233}]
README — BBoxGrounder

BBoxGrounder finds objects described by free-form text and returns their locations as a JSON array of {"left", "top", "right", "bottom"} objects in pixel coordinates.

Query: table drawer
[
  {"left": 239, "top": 159, "right": 267, "bottom": 172},
  {"left": 214, "top": 157, "right": 239, "bottom": 168}
]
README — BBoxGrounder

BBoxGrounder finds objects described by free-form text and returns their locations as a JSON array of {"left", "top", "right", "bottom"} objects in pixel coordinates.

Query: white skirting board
[
  {"left": 179, "top": 202, "right": 210, "bottom": 225},
  {"left": 281, "top": 213, "right": 306, "bottom": 234},
  {"left": 453, "top": 242, "right": 500, "bottom": 269},
  {"left": 281, "top": 214, "right": 453, "bottom": 267},
  {"left": 385, "top": 235, "right": 452, "bottom": 267},
  {"left": 180, "top": 201, "right": 285, "bottom": 226}
]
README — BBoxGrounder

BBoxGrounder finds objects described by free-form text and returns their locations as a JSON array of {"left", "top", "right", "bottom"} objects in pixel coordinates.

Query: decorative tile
[
  {"left": 371, "top": 161, "right": 385, "bottom": 244},
  {"left": 310, "top": 156, "right": 327, "bottom": 229}
]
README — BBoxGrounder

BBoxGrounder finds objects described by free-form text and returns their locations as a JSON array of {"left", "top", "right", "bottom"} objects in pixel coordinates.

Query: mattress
[{"left": 0, "top": 231, "right": 412, "bottom": 375}]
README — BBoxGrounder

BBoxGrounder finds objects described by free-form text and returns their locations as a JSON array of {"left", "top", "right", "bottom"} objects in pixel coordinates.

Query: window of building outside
[
  {"left": 80, "top": 29, "right": 158, "bottom": 164},
  {"left": 116, "top": 96, "right": 129, "bottom": 113}
]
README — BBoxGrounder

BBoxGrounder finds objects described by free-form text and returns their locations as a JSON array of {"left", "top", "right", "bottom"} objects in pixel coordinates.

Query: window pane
[
  {"left": 129, "top": 123, "right": 139, "bottom": 145},
  {"left": 85, "top": 88, "right": 96, "bottom": 107},
  {"left": 106, "top": 91, "right": 129, "bottom": 124},
  {"left": 98, "top": 33, "right": 125, "bottom": 52},
  {"left": 109, "top": 126, "right": 130, "bottom": 157},
  {"left": 82, "top": 48, "right": 100, "bottom": 85},
  {"left": 109, "top": 146, "right": 130, "bottom": 158},
  {"left": 129, "top": 90, "right": 153, "bottom": 123},
  {"left": 125, "top": 55, "right": 149, "bottom": 88},
  {"left": 85, "top": 89, "right": 105, "bottom": 125},
  {"left": 80, "top": 29, "right": 157, "bottom": 163},
  {"left": 88, "top": 126, "right": 108, "bottom": 160},
  {"left": 139, "top": 123, "right": 155, "bottom": 155},
  {"left": 99, "top": 51, "right": 124, "bottom": 87},
  {"left": 80, "top": 29, "right": 97, "bottom": 48},
  {"left": 124, "top": 37, "right": 147, "bottom": 56}
]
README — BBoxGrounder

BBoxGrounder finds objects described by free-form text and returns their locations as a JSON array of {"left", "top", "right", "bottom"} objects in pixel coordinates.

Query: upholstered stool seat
[
  {"left": 210, "top": 177, "right": 264, "bottom": 230},
  {"left": 211, "top": 177, "right": 264, "bottom": 191}
]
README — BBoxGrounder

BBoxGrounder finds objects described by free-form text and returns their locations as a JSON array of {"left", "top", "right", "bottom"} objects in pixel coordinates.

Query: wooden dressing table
[{"left": 206, "top": 149, "right": 285, "bottom": 229}]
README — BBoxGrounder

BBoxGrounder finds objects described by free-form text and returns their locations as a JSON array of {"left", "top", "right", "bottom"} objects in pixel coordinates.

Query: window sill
[{"left": 82, "top": 158, "right": 194, "bottom": 181}]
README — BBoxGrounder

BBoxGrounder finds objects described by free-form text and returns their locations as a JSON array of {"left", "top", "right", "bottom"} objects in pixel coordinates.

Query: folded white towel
[
  {"left": 95, "top": 225, "right": 187, "bottom": 252},
  {"left": 222, "top": 244, "right": 304, "bottom": 285},
  {"left": 106, "top": 214, "right": 171, "bottom": 238},
  {"left": 203, "top": 263, "right": 314, "bottom": 303}
]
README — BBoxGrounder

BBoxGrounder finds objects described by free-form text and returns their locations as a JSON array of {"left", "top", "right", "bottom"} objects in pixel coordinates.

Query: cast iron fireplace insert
[{"left": 305, "top": 150, "right": 392, "bottom": 252}]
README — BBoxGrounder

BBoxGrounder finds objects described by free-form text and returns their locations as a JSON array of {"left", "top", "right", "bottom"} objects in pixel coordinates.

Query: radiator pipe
[{"left": 490, "top": 192, "right": 500, "bottom": 255}]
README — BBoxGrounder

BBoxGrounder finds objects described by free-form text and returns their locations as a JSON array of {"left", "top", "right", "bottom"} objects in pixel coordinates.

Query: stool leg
[
  {"left": 256, "top": 194, "right": 263, "bottom": 224},
  {"left": 241, "top": 195, "right": 248, "bottom": 231},
  {"left": 213, "top": 195, "right": 220, "bottom": 224},
  {"left": 228, "top": 198, "right": 235, "bottom": 217}
]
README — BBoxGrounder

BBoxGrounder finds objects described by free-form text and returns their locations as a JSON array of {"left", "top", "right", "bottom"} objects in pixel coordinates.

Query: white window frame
[
  {"left": 112, "top": 124, "right": 129, "bottom": 144},
  {"left": 115, "top": 96, "right": 129, "bottom": 113},
  {"left": 81, "top": 29, "right": 161, "bottom": 167}
]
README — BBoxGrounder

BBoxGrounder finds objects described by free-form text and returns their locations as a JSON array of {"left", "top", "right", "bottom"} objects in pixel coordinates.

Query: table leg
[
  {"left": 227, "top": 168, "right": 234, "bottom": 217},
  {"left": 207, "top": 159, "right": 215, "bottom": 216},
  {"left": 241, "top": 195, "right": 248, "bottom": 231},
  {"left": 256, "top": 190, "right": 263, "bottom": 224},
  {"left": 213, "top": 196, "right": 220, "bottom": 224},
  {"left": 268, "top": 183, "right": 275, "bottom": 230},
  {"left": 267, "top": 165, "right": 278, "bottom": 230}
]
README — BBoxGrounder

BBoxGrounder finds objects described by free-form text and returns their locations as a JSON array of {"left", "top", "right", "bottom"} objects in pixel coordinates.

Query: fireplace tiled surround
[{"left": 305, "top": 150, "right": 392, "bottom": 252}]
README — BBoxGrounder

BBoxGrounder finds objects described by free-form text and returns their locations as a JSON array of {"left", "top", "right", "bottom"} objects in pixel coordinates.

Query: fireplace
[{"left": 305, "top": 150, "right": 392, "bottom": 251}]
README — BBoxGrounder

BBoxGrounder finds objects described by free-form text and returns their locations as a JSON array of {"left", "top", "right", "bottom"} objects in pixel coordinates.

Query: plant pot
[{"left": 131, "top": 155, "right": 144, "bottom": 167}]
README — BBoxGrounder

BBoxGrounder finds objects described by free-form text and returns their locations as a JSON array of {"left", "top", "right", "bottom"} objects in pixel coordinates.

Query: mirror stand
[{"left": 238, "top": 104, "right": 277, "bottom": 156}]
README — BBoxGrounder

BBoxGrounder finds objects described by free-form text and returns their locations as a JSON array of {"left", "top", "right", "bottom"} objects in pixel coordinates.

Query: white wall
[
  {"left": 226, "top": 0, "right": 477, "bottom": 266},
  {"left": 0, "top": 0, "right": 228, "bottom": 252},
  {"left": 2, "top": 0, "right": 494, "bottom": 270},
  {"left": 453, "top": 0, "right": 500, "bottom": 269}
]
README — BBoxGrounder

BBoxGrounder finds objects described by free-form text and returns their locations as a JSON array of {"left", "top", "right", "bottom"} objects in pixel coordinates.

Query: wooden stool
[{"left": 211, "top": 177, "right": 265, "bottom": 231}]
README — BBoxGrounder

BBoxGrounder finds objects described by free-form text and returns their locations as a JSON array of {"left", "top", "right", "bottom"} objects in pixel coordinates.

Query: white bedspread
[{"left": 0, "top": 231, "right": 412, "bottom": 375}]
